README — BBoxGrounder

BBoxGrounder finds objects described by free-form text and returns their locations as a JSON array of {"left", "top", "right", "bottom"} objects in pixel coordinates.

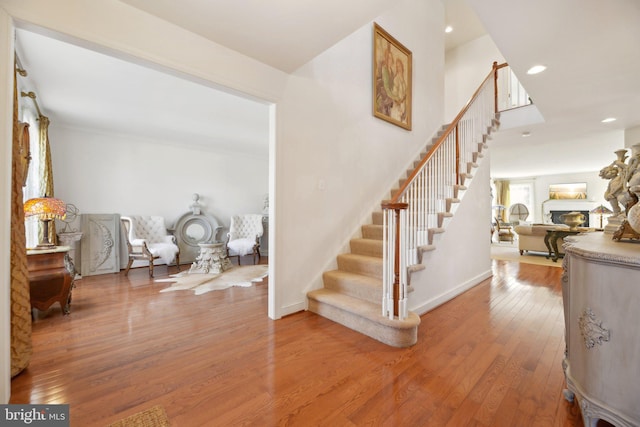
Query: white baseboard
[
  {"left": 275, "top": 301, "right": 306, "bottom": 319},
  {"left": 281, "top": 270, "right": 493, "bottom": 320},
  {"left": 410, "top": 269, "right": 493, "bottom": 316}
]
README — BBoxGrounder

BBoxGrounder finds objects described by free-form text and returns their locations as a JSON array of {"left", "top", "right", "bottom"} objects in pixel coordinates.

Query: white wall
[
  {"left": 411, "top": 154, "right": 493, "bottom": 314},
  {"left": 49, "top": 125, "right": 267, "bottom": 230},
  {"left": 277, "top": 0, "right": 446, "bottom": 311},
  {"left": 445, "top": 35, "right": 505, "bottom": 122}
]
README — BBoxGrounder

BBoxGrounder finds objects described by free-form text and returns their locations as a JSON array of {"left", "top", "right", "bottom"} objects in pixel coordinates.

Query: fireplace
[{"left": 550, "top": 210, "right": 590, "bottom": 227}]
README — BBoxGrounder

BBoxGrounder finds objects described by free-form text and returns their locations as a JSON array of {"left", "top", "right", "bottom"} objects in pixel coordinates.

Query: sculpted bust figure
[{"left": 600, "top": 163, "right": 626, "bottom": 216}]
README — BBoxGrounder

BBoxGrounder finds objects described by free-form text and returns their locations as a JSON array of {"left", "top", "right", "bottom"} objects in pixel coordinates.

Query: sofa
[{"left": 513, "top": 223, "right": 571, "bottom": 256}]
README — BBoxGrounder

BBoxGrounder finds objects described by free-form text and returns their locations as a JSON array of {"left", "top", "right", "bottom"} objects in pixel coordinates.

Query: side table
[
  {"left": 189, "top": 242, "right": 232, "bottom": 274},
  {"left": 544, "top": 229, "right": 581, "bottom": 262},
  {"left": 57, "top": 231, "right": 83, "bottom": 279},
  {"left": 27, "top": 246, "right": 74, "bottom": 314}
]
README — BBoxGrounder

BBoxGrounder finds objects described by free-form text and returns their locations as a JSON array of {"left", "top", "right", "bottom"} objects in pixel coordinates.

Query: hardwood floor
[{"left": 10, "top": 258, "right": 588, "bottom": 426}]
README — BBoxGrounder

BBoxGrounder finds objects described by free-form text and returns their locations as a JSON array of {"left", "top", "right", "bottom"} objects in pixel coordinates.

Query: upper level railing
[
  {"left": 496, "top": 64, "right": 532, "bottom": 111},
  {"left": 381, "top": 62, "right": 523, "bottom": 320}
]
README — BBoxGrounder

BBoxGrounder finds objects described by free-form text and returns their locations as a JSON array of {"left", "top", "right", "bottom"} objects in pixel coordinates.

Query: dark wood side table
[
  {"left": 27, "top": 246, "right": 74, "bottom": 314},
  {"left": 544, "top": 229, "right": 581, "bottom": 262}
]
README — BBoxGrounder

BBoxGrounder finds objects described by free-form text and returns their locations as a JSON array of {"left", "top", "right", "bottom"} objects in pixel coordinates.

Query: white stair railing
[
  {"left": 496, "top": 65, "right": 532, "bottom": 111},
  {"left": 382, "top": 62, "right": 519, "bottom": 320}
]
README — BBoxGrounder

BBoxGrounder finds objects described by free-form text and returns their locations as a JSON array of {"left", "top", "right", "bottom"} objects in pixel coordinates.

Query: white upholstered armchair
[
  {"left": 226, "top": 214, "right": 263, "bottom": 265},
  {"left": 121, "top": 215, "right": 180, "bottom": 277}
]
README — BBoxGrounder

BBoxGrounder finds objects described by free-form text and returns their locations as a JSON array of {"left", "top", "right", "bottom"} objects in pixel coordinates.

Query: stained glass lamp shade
[
  {"left": 590, "top": 204, "right": 613, "bottom": 229},
  {"left": 24, "top": 197, "right": 66, "bottom": 248}
]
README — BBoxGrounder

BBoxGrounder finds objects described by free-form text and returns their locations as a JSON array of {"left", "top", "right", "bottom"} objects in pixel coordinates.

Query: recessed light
[
  {"left": 602, "top": 117, "right": 617, "bottom": 123},
  {"left": 445, "top": 26, "right": 453, "bottom": 33},
  {"left": 522, "top": 131, "right": 531, "bottom": 137},
  {"left": 527, "top": 65, "right": 547, "bottom": 75}
]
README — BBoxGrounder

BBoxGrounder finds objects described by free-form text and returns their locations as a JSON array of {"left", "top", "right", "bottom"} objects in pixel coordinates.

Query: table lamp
[
  {"left": 589, "top": 204, "right": 613, "bottom": 229},
  {"left": 24, "top": 196, "right": 66, "bottom": 249}
]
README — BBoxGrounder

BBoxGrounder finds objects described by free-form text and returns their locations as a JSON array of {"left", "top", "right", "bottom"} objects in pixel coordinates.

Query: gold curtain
[
  {"left": 37, "top": 115, "right": 57, "bottom": 245},
  {"left": 494, "top": 179, "right": 510, "bottom": 221},
  {"left": 10, "top": 64, "right": 33, "bottom": 377}
]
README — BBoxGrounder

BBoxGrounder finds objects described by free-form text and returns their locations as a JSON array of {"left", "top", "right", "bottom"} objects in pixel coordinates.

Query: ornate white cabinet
[
  {"left": 80, "top": 214, "right": 120, "bottom": 276},
  {"left": 562, "top": 232, "right": 640, "bottom": 427}
]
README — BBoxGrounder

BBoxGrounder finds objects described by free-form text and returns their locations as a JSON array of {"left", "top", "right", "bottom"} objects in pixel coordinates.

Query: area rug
[
  {"left": 156, "top": 264, "right": 268, "bottom": 295},
  {"left": 107, "top": 404, "right": 170, "bottom": 427},
  {"left": 491, "top": 243, "right": 562, "bottom": 268}
]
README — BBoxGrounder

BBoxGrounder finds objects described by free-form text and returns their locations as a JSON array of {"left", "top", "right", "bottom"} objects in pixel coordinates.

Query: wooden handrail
[
  {"left": 380, "top": 201, "right": 409, "bottom": 210},
  {"left": 387, "top": 62, "right": 506, "bottom": 205},
  {"left": 494, "top": 62, "right": 508, "bottom": 113},
  {"left": 380, "top": 62, "right": 510, "bottom": 321}
]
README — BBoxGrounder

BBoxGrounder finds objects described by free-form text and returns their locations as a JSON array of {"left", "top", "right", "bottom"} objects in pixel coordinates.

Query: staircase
[
  {"left": 306, "top": 210, "right": 421, "bottom": 347},
  {"left": 306, "top": 119, "right": 497, "bottom": 347},
  {"left": 307, "top": 63, "right": 511, "bottom": 347}
]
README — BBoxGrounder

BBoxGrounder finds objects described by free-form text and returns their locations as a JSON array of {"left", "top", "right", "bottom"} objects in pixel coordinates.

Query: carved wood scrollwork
[{"left": 578, "top": 307, "right": 610, "bottom": 349}]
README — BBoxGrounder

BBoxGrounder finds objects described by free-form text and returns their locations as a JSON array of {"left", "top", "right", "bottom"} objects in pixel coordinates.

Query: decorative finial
[{"left": 190, "top": 193, "right": 202, "bottom": 215}]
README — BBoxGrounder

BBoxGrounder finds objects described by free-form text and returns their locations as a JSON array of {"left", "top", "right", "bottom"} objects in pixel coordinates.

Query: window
[{"left": 509, "top": 181, "right": 535, "bottom": 222}]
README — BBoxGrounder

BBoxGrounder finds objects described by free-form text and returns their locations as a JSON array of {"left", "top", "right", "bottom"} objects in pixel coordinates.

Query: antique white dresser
[{"left": 562, "top": 232, "right": 640, "bottom": 427}]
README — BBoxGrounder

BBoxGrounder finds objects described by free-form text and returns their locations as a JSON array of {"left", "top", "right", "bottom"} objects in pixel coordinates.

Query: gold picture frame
[{"left": 373, "top": 23, "right": 412, "bottom": 130}]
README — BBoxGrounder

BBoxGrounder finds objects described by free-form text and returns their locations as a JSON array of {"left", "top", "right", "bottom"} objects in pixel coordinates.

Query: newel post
[{"left": 381, "top": 201, "right": 408, "bottom": 318}]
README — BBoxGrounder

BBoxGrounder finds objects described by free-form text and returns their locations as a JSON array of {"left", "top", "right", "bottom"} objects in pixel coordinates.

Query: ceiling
[
  {"left": 467, "top": 0, "right": 640, "bottom": 178},
  {"left": 119, "top": 0, "right": 396, "bottom": 74},
  {"left": 14, "top": 29, "right": 272, "bottom": 155},
  {"left": 443, "top": 0, "right": 487, "bottom": 52},
  {"left": 13, "top": 0, "right": 640, "bottom": 178}
]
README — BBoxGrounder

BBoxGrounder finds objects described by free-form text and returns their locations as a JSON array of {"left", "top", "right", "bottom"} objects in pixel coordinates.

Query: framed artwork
[
  {"left": 549, "top": 183, "right": 587, "bottom": 200},
  {"left": 372, "top": 23, "right": 412, "bottom": 130}
]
